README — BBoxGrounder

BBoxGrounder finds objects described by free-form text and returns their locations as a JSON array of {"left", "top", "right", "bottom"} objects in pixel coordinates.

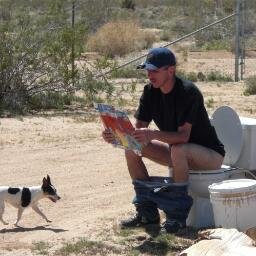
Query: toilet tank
[{"left": 234, "top": 117, "right": 256, "bottom": 170}]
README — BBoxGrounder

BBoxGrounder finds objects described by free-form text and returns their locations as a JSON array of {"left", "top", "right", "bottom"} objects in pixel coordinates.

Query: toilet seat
[
  {"left": 189, "top": 106, "right": 243, "bottom": 175},
  {"left": 189, "top": 165, "right": 232, "bottom": 175},
  {"left": 212, "top": 106, "right": 243, "bottom": 166}
]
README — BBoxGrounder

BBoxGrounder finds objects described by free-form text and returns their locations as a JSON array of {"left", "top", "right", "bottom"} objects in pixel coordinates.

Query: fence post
[
  {"left": 240, "top": 0, "right": 245, "bottom": 80},
  {"left": 235, "top": 0, "right": 241, "bottom": 82},
  {"left": 71, "top": 1, "right": 75, "bottom": 88}
]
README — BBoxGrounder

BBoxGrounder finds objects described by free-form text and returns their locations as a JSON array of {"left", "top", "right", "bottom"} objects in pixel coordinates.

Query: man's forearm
[{"left": 149, "top": 129, "right": 189, "bottom": 145}]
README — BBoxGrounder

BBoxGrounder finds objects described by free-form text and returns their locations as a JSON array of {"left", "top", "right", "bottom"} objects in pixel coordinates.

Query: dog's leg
[
  {"left": 32, "top": 204, "right": 52, "bottom": 223},
  {"left": 0, "top": 202, "right": 8, "bottom": 225},
  {"left": 0, "top": 217, "right": 8, "bottom": 225},
  {"left": 15, "top": 207, "right": 24, "bottom": 226}
]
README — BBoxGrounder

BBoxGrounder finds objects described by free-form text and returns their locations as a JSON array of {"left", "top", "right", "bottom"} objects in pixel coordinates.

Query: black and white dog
[{"left": 0, "top": 175, "right": 61, "bottom": 226}]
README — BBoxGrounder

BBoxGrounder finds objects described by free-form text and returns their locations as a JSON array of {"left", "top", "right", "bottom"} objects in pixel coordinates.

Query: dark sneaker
[
  {"left": 120, "top": 213, "right": 160, "bottom": 228},
  {"left": 161, "top": 219, "right": 186, "bottom": 234}
]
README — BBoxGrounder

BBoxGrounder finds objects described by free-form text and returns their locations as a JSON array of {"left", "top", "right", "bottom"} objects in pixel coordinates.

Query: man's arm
[
  {"left": 102, "top": 118, "right": 149, "bottom": 144},
  {"left": 151, "top": 122, "right": 192, "bottom": 144},
  {"left": 132, "top": 122, "right": 192, "bottom": 145}
]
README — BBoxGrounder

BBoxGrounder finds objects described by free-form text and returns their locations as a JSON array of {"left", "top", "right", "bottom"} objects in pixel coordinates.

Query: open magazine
[{"left": 94, "top": 103, "right": 142, "bottom": 154}]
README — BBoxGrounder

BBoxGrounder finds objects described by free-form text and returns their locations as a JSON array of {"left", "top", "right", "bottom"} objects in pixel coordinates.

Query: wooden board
[{"left": 179, "top": 228, "right": 256, "bottom": 256}]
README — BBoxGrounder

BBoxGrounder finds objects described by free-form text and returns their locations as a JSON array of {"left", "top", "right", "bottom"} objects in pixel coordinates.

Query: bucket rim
[{"left": 208, "top": 179, "right": 256, "bottom": 194}]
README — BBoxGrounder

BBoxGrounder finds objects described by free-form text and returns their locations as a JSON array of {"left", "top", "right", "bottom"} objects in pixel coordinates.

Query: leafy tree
[{"left": 0, "top": 0, "right": 87, "bottom": 112}]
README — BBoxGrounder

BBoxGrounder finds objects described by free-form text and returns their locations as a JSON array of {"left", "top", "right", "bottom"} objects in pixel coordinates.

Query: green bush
[
  {"left": 206, "top": 71, "right": 233, "bottom": 82},
  {"left": 0, "top": 1, "right": 87, "bottom": 112},
  {"left": 177, "top": 70, "right": 233, "bottom": 83},
  {"left": 111, "top": 67, "right": 146, "bottom": 79},
  {"left": 244, "top": 75, "right": 256, "bottom": 95},
  {"left": 160, "top": 29, "right": 171, "bottom": 41},
  {"left": 121, "top": 0, "right": 135, "bottom": 10},
  {"left": 77, "top": 65, "right": 115, "bottom": 105},
  {"left": 177, "top": 71, "right": 198, "bottom": 82},
  {"left": 205, "top": 97, "right": 215, "bottom": 109},
  {"left": 28, "top": 92, "right": 74, "bottom": 110},
  {"left": 201, "top": 39, "right": 231, "bottom": 51}
]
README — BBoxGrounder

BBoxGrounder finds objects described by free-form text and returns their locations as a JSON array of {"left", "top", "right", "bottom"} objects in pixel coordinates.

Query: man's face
[{"left": 146, "top": 66, "right": 175, "bottom": 89}]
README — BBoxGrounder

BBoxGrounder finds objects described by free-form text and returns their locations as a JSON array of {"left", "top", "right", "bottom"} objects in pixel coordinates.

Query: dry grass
[{"left": 86, "top": 20, "right": 157, "bottom": 57}]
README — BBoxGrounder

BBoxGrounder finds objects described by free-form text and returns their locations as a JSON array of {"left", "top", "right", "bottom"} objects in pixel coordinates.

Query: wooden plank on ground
[{"left": 179, "top": 228, "right": 256, "bottom": 256}]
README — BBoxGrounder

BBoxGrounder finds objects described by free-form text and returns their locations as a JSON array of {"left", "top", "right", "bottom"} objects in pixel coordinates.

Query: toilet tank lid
[{"left": 212, "top": 106, "right": 243, "bottom": 166}]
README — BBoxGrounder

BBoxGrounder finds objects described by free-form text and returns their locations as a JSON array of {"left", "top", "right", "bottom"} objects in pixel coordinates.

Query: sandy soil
[{"left": 0, "top": 51, "right": 256, "bottom": 255}]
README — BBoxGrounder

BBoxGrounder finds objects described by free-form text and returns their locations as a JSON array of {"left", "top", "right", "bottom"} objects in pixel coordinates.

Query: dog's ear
[
  {"left": 47, "top": 175, "right": 52, "bottom": 185},
  {"left": 42, "top": 177, "right": 48, "bottom": 187}
]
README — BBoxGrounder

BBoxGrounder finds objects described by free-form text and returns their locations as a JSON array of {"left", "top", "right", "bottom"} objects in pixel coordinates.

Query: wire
[{"left": 94, "top": 13, "right": 236, "bottom": 79}]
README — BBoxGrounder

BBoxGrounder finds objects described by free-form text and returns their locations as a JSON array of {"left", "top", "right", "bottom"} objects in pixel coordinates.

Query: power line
[{"left": 95, "top": 13, "right": 236, "bottom": 79}]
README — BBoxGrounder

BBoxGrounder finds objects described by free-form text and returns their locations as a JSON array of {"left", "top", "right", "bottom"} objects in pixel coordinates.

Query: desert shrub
[
  {"left": 205, "top": 97, "right": 215, "bottom": 108},
  {"left": 86, "top": 20, "right": 156, "bottom": 57},
  {"left": 32, "top": 241, "right": 50, "bottom": 255},
  {"left": 244, "top": 75, "right": 256, "bottom": 96},
  {"left": 177, "top": 70, "right": 233, "bottom": 83},
  {"left": 171, "top": 16, "right": 193, "bottom": 35},
  {"left": 0, "top": 1, "right": 88, "bottom": 113},
  {"left": 121, "top": 0, "right": 135, "bottom": 10},
  {"left": 177, "top": 70, "right": 198, "bottom": 82},
  {"left": 181, "top": 48, "right": 188, "bottom": 62},
  {"left": 194, "top": 17, "right": 233, "bottom": 50},
  {"left": 77, "top": 65, "right": 115, "bottom": 105},
  {"left": 201, "top": 39, "right": 231, "bottom": 51},
  {"left": 28, "top": 92, "right": 75, "bottom": 110},
  {"left": 186, "top": 72, "right": 198, "bottom": 82},
  {"left": 197, "top": 72, "right": 206, "bottom": 81},
  {"left": 206, "top": 71, "right": 233, "bottom": 82},
  {"left": 139, "top": 29, "right": 159, "bottom": 49},
  {"left": 111, "top": 66, "right": 146, "bottom": 79},
  {"left": 0, "top": 27, "right": 81, "bottom": 112},
  {"left": 160, "top": 29, "right": 171, "bottom": 41},
  {"left": 245, "top": 37, "right": 256, "bottom": 50},
  {"left": 80, "top": 0, "right": 116, "bottom": 32}
]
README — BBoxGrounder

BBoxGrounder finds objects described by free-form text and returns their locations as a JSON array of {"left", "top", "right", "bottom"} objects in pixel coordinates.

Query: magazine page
[{"left": 95, "top": 103, "right": 142, "bottom": 154}]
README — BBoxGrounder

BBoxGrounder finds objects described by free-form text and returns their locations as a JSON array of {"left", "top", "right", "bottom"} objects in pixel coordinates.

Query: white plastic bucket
[{"left": 209, "top": 179, "right": 256, "bottom": 231}]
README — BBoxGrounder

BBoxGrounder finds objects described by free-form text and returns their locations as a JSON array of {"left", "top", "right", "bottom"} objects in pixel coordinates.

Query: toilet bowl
[
  {"left": 189, "top": 165, "right": 230, "bottom": 198},
  {"left": 187, "top": 106, "right": 256, "bottom": 228},
  {"left": 189, "top": 106, "right": 244, "bottom": 197}
]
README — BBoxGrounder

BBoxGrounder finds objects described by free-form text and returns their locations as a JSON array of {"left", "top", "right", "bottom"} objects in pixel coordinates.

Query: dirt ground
[{"left": 0, "top": 51, "right": 256, "bottom": 255}]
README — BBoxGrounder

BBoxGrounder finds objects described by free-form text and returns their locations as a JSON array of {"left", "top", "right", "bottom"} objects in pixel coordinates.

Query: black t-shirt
[{"left": 134, "top": 76, "right": 225, "bottom": 157}]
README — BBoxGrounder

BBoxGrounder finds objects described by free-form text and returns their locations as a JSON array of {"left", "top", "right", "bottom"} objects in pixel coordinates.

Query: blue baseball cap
[{"left": 137, "top": 47, "right": 176, "bottom": 70}]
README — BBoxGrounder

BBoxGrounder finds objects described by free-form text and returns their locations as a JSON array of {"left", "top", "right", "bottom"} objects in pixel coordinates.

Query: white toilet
[{"left": 187, "top": 106, "right": 256, "bottom": 228}]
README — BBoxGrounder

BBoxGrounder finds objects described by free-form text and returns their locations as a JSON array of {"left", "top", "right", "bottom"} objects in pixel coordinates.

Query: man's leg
[
  {"left": 122, "top": 141, "right": 171, "bottom": 228},
  {"left": 171, "top": 143, "right": 224, "bottom": 183},
  {"left": 125, "top": 140, "right": 171, "bottom": 180},
  {"left": 123, "top": 142, "right": 222, "bottom": 232},
  {"left": 160, "top": 143, "right": 224, "bottom": 233}
]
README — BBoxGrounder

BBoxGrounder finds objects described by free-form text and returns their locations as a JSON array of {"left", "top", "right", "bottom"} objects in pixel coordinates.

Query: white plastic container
[
  {"left": 235, "top": 117, "right": 256, "bottom": 170},
  {"left": 209, "top": 179, "right": 256, "bottom": 231}
]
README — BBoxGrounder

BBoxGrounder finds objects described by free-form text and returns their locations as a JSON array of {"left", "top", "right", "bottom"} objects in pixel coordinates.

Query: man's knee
[
  {"left": 125, "top": 149, "right": 141, "bottom": 162},
  {"left": 171, "top": 143, "right": 187, "bottom": 159}
]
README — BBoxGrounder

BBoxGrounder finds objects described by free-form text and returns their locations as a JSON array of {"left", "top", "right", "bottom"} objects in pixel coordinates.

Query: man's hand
[
  {"left": 102, "top": 129, "right": 116, "bottom": 144},
  {"left": 132, "top": 128, "right": 153, "bottom": 145}
]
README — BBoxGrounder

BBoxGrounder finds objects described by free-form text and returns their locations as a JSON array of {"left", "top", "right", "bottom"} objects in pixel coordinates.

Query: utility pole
[
  {"left": 71, "top": 1, "right": 75, "bottom": 88},
  {"left": 235, "top": 0, "right": 241, "bottom": 82}
]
